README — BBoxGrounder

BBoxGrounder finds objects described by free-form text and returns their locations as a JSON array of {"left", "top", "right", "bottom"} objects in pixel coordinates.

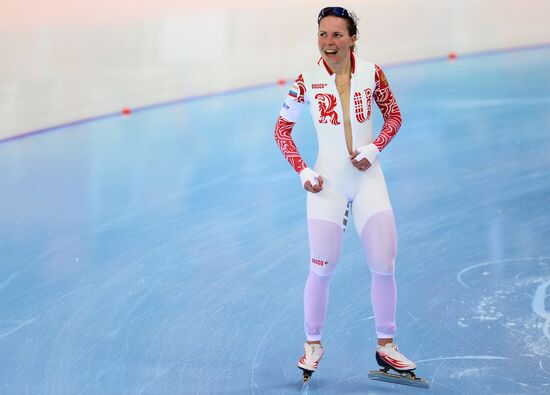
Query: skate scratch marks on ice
[
  {"left": 416, "top": 356, "right": 510, "bottom": 363},
  {"left": 458, "top": 261, "right": 502, "bottom": 288},
  {"left": 0, "top": 317, "right": 38, "bottom": 341},
  {"left": 532, "top": 281, "right": 550, "bottom": 341},
  {"left": 250, "top": 300, "right": 297, "bottom": 394},
  {"left": 430, "top": 361, "right": 444, "bottom": 386},
  {"left": 457, "top": 257, "right": 542, "bottom": 288},
  {"left": 406, "top": 311, "right": 418, "bottom": 322},
  {"left": 0, "top": 271, "right": 18, "bottom": 291},
  {"left": 134, "top": 361, "right": 181, "bottom": 395},
  {"left": 335, "top": 374, "right": 363, "bottom": 385},
  {"left": 539, "top": 359, "right": 550, "bottom": 376}
]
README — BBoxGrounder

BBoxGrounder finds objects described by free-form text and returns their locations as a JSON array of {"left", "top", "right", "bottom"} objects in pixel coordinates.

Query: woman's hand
[
  {"left": 304, "top": 175, "right": 324, "bottom": 193},
  {"left": 299, "top": 167, "right": 324, "bottom": 193},
  {"left": 350, "top": 150, "right": 371, "bottom": 171}
]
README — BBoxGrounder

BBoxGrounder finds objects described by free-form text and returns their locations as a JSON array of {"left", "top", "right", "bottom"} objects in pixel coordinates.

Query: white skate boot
[
  {"left": 368, "top": 343, "right": 429, "bottom": 389},
  {"left": 376, "top": 342, "right": 416, "bottom": 371},
  {"left": 297, "top": 342, "right": 324, "bottom": 382}
]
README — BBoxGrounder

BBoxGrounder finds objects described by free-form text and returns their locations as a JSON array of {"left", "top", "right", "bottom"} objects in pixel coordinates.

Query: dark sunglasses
[{"left": 317, "top": 7, "right": 352, "bottom": 24}]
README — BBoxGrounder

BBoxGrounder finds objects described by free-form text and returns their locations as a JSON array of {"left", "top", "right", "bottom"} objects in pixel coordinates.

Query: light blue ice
[{"left": 0, "top": 47, "right": 549, "bottom": 394}]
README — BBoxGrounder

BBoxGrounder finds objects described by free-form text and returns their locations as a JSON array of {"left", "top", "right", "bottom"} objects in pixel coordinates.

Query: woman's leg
[
  {"left": 304, "top": 185, "right": 348, "bottom": 341},
  {"left": 352, "top": 163, "right": 397, "bottom": 342},
  {"left": 359, "top": 209, "right": 398, "bottom": 341},
  {"left": 303, "top": 218, "right": 344, "bottom": 341}
]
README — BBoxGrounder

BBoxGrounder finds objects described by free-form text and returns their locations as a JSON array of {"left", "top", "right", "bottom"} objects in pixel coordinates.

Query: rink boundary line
[
  {"left": 0, "top": 82, "right": 276, "bottom": 145},
  {"left": 383, "top": 42, "right": 550, "bottom": 68},
  {"left": 1, "top": 42, "right": 549, "bottom": 145}
]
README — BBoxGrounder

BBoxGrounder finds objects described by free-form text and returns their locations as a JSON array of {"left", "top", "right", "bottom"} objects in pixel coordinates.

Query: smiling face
[{"left": 318, "top": 16, "right": 356, "bottom": 70}]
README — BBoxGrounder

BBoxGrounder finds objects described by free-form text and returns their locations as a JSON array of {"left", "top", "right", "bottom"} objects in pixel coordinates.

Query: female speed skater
[{"left": 273, "top": 6, "right": 428, "bottom": 388}]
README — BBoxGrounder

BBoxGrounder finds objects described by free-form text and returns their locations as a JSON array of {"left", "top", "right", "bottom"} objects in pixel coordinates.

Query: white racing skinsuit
[{"left": 274, "top": 53, "right": 403, "bottom": 341}]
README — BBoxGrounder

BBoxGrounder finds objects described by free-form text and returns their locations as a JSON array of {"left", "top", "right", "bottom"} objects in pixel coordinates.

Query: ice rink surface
[{"left": 1, "top": 47, "right": 549, "bottom": 394}]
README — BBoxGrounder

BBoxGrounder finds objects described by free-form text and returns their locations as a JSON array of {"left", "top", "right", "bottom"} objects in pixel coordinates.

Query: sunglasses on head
[{"left": 317, "top": 7, "right": 352, "bottom": 23}]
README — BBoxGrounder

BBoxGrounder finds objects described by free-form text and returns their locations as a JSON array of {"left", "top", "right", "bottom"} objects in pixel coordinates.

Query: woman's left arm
[
  {"left": 372, "top": 64, "right": 402, "bottom": 154},
  {"left": 351, "top": 65, "right": 402, "bottom": 170}
]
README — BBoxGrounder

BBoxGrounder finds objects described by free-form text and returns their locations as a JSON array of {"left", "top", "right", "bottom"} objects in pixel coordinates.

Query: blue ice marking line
[
  {"left": 2, "top": 43, "right": 549, "bottom": 145},
  {"left": 532, "top": 280, "right": 550, "bottom": 341},
  {"left": 384, "top": 42, "right": 550, "bottom": 69},
  {"left": 0, "top": 82, "right": 276, "bottom": 145},
  {"left": 0, "top": 111, "right": 121, "bottom": 144}
]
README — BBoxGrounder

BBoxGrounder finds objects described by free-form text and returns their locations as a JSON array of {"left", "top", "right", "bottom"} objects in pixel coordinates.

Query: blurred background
[{"left": 1, "top": 0, "right": 549, "bottom": 139}]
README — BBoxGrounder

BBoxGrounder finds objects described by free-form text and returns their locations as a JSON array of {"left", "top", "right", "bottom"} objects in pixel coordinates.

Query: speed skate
[
  {"left": 368, "top": 343, "right": 429, "bottom": 389},
  {"left": 297, "top": 342, "right": 324, "bottom": 382}
]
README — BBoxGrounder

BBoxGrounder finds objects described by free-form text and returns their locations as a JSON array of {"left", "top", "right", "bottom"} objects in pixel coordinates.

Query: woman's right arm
[
  {"left": 274, "top": 116, "right": 306, "bottom": 173},
  {"left": 274, "top": 74, "right": 307, "bottom": 173},
  {"left": 274, "top": 75, "right": 323, "bottom": 192}
]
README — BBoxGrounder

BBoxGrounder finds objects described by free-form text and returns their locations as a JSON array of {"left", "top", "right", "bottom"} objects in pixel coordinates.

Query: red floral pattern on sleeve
[
  {"left": 373, "top": 65, "right": 402, "bottom": 152},
  {"left": 274, "top": 116, "right": 306, "bottom": 173},
  {"left": 290, "top": 74, "right": 306, "bottom": 104}
]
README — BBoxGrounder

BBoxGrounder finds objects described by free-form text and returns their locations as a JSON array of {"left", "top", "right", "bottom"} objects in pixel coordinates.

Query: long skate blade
[
  {"left": 301, "top": 379, "right": 310, "bottom": 395},
  {"left": 368, "top": 370, "right": 429, "bottom": 389},
  {"left": 299, "top": 368, "right": 312, "bottom": 395}
]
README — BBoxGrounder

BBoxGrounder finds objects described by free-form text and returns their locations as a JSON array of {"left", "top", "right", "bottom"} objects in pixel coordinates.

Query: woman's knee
[
  {"left": 359, "top": 209, "right": 397, "bottom": 274},
  {"left": 308, "top": 218, "right": 343, "bottom": 276}
]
